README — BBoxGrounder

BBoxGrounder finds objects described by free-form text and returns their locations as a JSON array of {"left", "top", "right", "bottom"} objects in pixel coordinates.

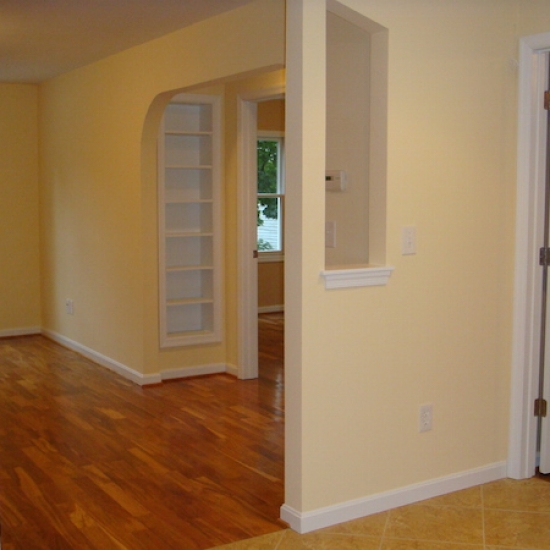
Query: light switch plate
[
  {"left": 325, "top": 221, "right": 336, "bottom": 248},
  {"left": 402, "top": 226, "right": 416, "bottom": 255}
]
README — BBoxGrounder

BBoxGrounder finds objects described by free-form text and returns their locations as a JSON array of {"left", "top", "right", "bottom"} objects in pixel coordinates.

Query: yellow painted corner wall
[
  {"left": 39, "top": 0, "right": 285, "bottom": 376},
  {"left": 258, "top": 262, "right": 284, "bottom": 310},
  {"left": 258, "top": 98, "right": 285, "bottom": 131},
  {"left": 285, "top": 0, "right": 550, "bottom": 512},
  {"left": 0, "top": 84, "right": 41, "bottom": 333}
]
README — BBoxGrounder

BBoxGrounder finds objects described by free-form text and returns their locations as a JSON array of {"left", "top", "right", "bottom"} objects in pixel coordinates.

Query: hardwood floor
[
  {"left": 536, "top": 468, "right": 550, "bottom": 482},
  {"left": 0, "top": 314, "right": 284, "bottom": 549}
]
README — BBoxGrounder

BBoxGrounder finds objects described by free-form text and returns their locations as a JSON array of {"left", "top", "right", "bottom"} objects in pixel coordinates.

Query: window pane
[
  {"left": 257, "top": 140, "right": 279, "bottom": 194},
  {"left": 258, "top": 197, "right": 282, "bottom": 251}
]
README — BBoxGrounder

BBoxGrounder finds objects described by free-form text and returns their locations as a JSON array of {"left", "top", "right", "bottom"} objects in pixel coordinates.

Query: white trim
[
  {"left": 320, "top": 265, "right": 394, "bottom": 289},
  {"left": 158, "top": 93, "right": 223, "bottom": 348},
  {"left": 160, "top": 363, "right": 227, "bottom": 381},
  {"left": 42, "top": 329, "right": 231, "bottom": 386},
  {"left": 259, "top": 252, "right": 284, "bottom": 263},
  {"left": 225, "top": 363, "right": 239, "bottom": 377},
  {"left": 238, "top": 85, "right": 285, "bottom": 380},
  {"left": 0, "top": 326, "right": 41, "bottom": 338},
  {"left": 42, "top": 329, "right": 160, "bottom": 385},
  {"left": 258, "top": 305, "right": 284, "bottom": 314},
  {"left": 280, "top": 461, "right": 506, "bottom": 534},
  {"left": 509, "top": 32, "right": 550, "bottom": 480},
  {"left": 238, "top": 97, "right": 260, "bottom": 380}
]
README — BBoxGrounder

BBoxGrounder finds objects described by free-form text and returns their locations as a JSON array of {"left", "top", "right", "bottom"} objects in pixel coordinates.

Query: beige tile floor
[{"left": 210, "top": 477, "right": 550, "bottom": 550}]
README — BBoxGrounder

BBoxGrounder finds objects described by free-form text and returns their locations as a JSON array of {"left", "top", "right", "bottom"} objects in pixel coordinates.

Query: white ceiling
[{"left": 0, "top": 0, "right": 256, "bottom": 83}]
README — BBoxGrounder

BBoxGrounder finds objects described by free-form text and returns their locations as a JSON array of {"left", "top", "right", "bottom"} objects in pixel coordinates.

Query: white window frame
[{"left": 257, "top": 131, "right": 285, "bottom": 263}]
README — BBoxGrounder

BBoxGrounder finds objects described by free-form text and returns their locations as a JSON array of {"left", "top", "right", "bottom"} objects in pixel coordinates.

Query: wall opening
[{"left": 324, "top": 1, "right": 388, "bottom": 277}]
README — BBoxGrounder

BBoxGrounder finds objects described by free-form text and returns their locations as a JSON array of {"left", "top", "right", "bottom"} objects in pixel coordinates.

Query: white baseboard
[
  {"left": 226, "top": 363, "right": 239, "bottom": 377},
  {"left": 0, "top": 326, "right": 41, "bottom": 338},
  {"left": 160, "top": 363, "right": 227, "bottom": 381},
  {"left": 280, "top": 461, "right": 507, "bottom": 534},
  {"left": 42, "top": 329, "right": 159, "bottom": 385},
  {"left": 42, "top": 329, "right": 232, "bottom": 386},
  {"left": 258, "top": 305, "right": 284, "bottom": 313}
]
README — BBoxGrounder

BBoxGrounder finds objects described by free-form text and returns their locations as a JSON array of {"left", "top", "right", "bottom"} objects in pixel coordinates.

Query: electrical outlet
[
  {"left": 65, "top": 299, "right": 74, "bottom": 315},
  {"left": 419, "top": 403, "right": 433, "bottom": 432}
]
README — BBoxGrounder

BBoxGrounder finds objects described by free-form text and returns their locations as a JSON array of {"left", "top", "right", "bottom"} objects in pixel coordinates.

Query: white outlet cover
[
  {"left": 419, "top": 403, "right": 433, "bottom": 432},
  {"left": 402, "top": 226, "right": 417, "bottom": 255}
]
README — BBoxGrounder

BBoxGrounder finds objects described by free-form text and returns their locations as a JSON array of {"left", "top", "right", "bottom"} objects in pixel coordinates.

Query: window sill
[
  {"left": 320, "top": 264, "right": 394, "bottom": 289},
  {"left": 259, "top": 253, "right": 284, "bottom": 263}
]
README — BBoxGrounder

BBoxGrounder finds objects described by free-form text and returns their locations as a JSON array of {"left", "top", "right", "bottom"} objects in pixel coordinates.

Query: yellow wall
[
  {"left": 39, "top": 0, "right": 285, "bottom": 375},
  {"left": 258, "top": 99, "right": 285, "bottom": 131},
  {"left": 27, "top": 0, "right": 550, "bottom": 522},
  {"left": 285, "top": 0, "right": 550, "bottom": 513},
  {"left": 258, "top": 261, "right": 284, "bottom": 310},
  {"left": 0, "top": 84, "right": 41, "bottom": 334}
]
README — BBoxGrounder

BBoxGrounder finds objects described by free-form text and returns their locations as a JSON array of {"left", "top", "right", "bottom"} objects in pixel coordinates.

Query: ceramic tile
[
  {"left": 483, "top": 478, "right": 550, "bottom": 513},
  {"left": 385, "top": 504, "right": 483, "bottom": 544},
  {"left": 412, "top": 486, "right": 482, "bottom": 509},
  {"left": 278, "top": 529, "right": 381, "bottom": 549},
  {"left": 318, "top": 511, "right": 388, "bottom": 537},
  {"left": 208, "top": 530, "right": 286, "bottom": 549},
  {"left": 382, "top": 540, "right": 484, "bottom": 550},
  {"left": 484, "top": 508, "right": 550, "bottom": 549},
  {"left": 207, "top": 478, "right": 550, "bottom": 550}
]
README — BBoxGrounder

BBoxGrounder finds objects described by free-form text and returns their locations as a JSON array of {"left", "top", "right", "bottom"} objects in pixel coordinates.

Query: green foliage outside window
[
  {"left": 257, "top": 139, "right": 282, "bottom": 251},
  {"left": 257, "top": 140, "right": 279, "bottom": 222}
]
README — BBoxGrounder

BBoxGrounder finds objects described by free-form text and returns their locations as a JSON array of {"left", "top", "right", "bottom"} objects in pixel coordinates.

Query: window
[{"left": 257, "top": 136, "right": 284, "bottom": 254}]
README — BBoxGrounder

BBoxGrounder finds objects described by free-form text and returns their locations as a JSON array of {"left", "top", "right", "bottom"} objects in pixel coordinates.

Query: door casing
[
  {"left": 237, "top": 86, "right": 285, "bottom": 379},
  {"left": 509, "top": 33, "right": 550, "bottom": 479}
]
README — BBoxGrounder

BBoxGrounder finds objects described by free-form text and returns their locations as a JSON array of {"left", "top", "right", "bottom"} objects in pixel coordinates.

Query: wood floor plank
[{"left": 0, "top": 314, "right": 284, "bottom": 549}]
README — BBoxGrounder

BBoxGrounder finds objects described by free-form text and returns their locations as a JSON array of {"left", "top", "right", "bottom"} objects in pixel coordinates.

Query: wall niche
[{"left": 322, "top": 1, "right": 391, "bottom": 289}]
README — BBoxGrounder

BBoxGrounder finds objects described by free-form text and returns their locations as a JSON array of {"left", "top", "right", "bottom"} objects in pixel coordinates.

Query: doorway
[
  {"left": 237, "top": 87, "right": 285, "bottom": 380},
  {"left": 509, "top": 33, "right": 550, "bottom": 479}
]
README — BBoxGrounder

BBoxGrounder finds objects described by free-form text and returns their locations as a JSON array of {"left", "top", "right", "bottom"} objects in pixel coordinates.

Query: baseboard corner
[
  {"left": 41, "top": 329, "right": 155, "bottom": 385},
  {"left": 0, "top": 326, "right": 41, "bottom": 338},
  {"left": 160, "top": 363, "right": 228, "bottom": 381},
  {"left": 280, "top": 461, "right": 507, "bottom": 534}
]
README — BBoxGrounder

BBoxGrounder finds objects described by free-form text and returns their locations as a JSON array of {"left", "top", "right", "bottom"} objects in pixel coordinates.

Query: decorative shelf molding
[
  {"left": 165, "top": 165, "right": 212, "bottom": 169},
  {"left": 321, "top": 265, "right": 394, "bottom": 289},
  {"left": 165, "top": 131, "right": 213, "bottom": 136}
]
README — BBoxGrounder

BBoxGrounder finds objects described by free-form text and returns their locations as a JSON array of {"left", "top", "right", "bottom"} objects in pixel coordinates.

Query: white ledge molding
[{"left": 321, "top": 265, "right": 394, "bottom": 289}]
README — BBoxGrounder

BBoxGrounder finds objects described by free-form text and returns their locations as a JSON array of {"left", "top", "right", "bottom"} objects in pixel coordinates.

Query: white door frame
[
  {"left": 237, "top": 86, "right": 285, "bottom": 379},
  {"left": 509, "top": 32, "right": 550, "bottom": 479}
]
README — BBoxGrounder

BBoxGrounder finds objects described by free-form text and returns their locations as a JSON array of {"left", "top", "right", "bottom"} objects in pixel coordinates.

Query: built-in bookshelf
[{"left": 158, "top": 94, "right": 222, "bottom": 347}]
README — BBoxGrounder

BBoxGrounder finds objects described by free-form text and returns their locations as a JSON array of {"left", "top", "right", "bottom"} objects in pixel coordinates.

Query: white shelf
[
  {"left": 166, "top": 231, "right": 214, "bottom": 239},
  {"left": 165, "top": 131, "right": 213, "bottom": 136},
  {"left": 158, "top": 94, "right": 222, "bottom": 347},
  {"left": 165, "top": 164, "right": 212, "bottom": 169},
  {"left": 165, "top": 199, "right": 213, "bottom": 204},
  {"left": 166, "top": 265, "right": 214, "bottom": 272},
  {"left": 166, "top": 298, "right": 214, "bottom": 307}
]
